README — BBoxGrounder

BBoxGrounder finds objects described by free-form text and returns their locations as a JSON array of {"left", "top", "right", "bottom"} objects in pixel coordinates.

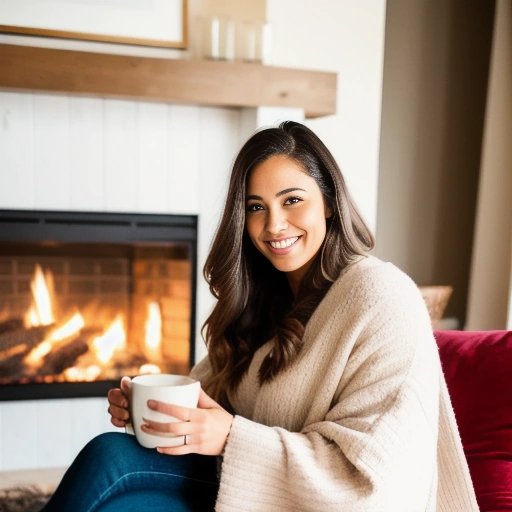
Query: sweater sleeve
[{"left": 216, "top": 266, "right": 442, "bottom": 512}]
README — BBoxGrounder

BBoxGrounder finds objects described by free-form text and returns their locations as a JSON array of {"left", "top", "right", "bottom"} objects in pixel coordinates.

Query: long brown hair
[{"left": 202, "top": 121, "right": 374, "bottom": 403}]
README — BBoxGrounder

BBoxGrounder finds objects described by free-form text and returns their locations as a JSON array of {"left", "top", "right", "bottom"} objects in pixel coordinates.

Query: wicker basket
[{"left": 419, "top": 286, "right": 453, "bottom": 324}]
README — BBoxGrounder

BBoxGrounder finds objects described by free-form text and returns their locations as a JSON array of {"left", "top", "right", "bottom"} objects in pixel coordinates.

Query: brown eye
[
  {"left": 284, "top": 197, "right": 302, "bottom": 205},
  {"left": 246, "top": 203, "right": 264, "bottom": 212}
]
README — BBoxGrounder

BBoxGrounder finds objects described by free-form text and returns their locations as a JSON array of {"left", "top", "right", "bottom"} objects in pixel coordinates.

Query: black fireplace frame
[{"left": 0, "top": 209, "right": 198, "bottom": 401}]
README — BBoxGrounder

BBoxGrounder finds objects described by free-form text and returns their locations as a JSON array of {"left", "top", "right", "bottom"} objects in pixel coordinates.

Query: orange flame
[
  {"left": 64, "top": 365, "right": 101, "bottom": 382},
  {"left": 49, "top": 313, "right": 85, "bottom": 342},
  {"left": 145, "top": 302, "right": 162, "bottom": 361},
  {"left": 24, "top": 312, "right": 85, "bottom": 368},
  {"left": 25, "top": 265, "right": 55, "bottom": 327},
  {"left": 19, "top": 262, "right": 171, "bottom": 381},
  {"left": 139, "top": 363, "right": 161, "bottom": 374},
  {"left": 93, "top": 316, "right": 126, "bottom": 364}
]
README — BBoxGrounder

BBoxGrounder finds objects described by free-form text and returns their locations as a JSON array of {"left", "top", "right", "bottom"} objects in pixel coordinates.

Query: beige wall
[
  {"left": 376, "top": 0, "right": 495, "bottom": 325},
  {"left": 466, "top": 0, "right": 512, "bottom": 330}
]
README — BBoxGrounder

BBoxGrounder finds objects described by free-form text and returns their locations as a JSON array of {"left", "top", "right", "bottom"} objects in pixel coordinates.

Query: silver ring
[{"left": 184, "top": 435, "right": 187, "bottom": 446}]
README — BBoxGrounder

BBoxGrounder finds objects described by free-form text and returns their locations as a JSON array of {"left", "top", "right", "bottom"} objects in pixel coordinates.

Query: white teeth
[{"left": 269, "top": 237, "right": 299, "bottom": 249}]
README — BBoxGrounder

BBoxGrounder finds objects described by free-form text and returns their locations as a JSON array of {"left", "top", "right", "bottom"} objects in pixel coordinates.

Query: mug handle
[{"left": 125, "top": 421, "right": 135, "bottom": 436}]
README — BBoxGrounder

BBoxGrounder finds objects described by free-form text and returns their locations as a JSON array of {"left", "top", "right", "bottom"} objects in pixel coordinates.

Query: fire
[
  {"left": 25, "top": 264, "right": 55, "bottom": 327},
  {"left": 24, "top": 312, "right": 85, "bottom": 368},
  {"left": 13, "top": 263, "right": 172, "bottom": 383},
  {"left": 139, "top": 363, "right": 161, "bottom": 374},
  {"left": 50, "top": 313, "right": 85, "bottom": 342},
  {"left": 24, "top": 267, "right": 86, "bottom": 368},
  {"left": 64, "top": 365, "right": 102, "bottom": 382},
  {"left": 145, "top": 302, "right": 162, "bottom": 360},
  {"left": 25, "top": 341, "right": 53, "bottom": 366},
  {"left": 93, "top": 316, "right": 126, "bottom": 364},
  {"left": 25, "top": 307, "right": 40, "bottom": 328}
]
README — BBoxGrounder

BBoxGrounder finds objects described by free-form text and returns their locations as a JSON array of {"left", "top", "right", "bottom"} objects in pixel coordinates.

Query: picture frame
[{"left": 0, "top": 0, "right": 188, "bottom": 49}]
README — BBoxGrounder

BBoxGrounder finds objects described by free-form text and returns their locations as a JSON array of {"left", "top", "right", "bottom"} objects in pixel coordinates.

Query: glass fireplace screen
[{"left": 0, "top": 210, "right": 197, "bottom": 400}]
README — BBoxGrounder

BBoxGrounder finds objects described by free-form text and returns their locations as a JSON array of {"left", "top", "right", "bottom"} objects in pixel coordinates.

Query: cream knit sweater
[{"left": 192, "top": 256, "right": 479, "bottom": 511}]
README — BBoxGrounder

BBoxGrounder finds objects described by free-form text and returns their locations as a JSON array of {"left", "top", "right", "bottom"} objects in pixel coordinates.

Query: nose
[{"left": 265, "top": 207, "right": 288, "bottom": 235}]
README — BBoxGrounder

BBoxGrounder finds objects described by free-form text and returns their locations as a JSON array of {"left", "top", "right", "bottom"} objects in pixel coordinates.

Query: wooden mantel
[{"left": 0, "top": 44, "right": 337, "bottom": 118}]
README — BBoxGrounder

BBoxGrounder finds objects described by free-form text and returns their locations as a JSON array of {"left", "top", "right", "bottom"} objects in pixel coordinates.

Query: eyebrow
[{"left": 246, "top": 187, "right": 307, "bottom": 201}]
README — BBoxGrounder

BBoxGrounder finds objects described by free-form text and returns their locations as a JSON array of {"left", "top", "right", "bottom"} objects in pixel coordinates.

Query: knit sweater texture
[{"left": 192, "top": 256, "right": 478, "bottom": 511}]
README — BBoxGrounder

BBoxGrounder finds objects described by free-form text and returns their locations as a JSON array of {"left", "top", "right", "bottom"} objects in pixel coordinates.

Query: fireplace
[{"left": 0, "top": 210, "right": 197, "bottom": 401}]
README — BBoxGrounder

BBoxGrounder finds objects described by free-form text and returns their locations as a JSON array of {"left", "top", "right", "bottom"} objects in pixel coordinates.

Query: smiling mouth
[{"left": 266, "top": 236, "right": 300, "bottom": 249}]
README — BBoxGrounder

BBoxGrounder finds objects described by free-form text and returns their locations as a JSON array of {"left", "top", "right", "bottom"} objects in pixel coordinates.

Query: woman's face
[{"left": 245, "top": 155, "right": 331, "bottom": 293}]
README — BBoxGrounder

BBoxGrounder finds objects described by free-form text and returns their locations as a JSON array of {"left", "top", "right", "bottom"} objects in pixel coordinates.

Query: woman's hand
[
  {"left": 107, "top": 376, "right": 132, "bottom": 428},
  {"left": 142, "top": 389, "right": 234, "bottom": 456}
]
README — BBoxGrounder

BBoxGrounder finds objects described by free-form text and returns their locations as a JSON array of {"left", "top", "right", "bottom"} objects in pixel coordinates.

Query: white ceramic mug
[{"left": 128, "top": 374, "right": 200, "bottom": 449}]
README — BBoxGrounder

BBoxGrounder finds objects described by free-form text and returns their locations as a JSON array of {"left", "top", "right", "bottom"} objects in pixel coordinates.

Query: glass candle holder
[
  {"left": 237, "top": 21, "right": 272, "bottom": 64},
  {"left": 202, "top": 16, "right": 235, "bottom": 61}
]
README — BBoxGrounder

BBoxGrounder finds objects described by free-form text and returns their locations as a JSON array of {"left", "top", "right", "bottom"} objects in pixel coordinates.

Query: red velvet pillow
[{"left": 435, "top": 330, "right": 512, "bottom": 512}]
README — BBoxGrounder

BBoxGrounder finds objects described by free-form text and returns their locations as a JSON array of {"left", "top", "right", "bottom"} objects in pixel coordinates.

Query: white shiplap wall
[{"left": 0, "top": 90, "right": 257, "bottom": 471}]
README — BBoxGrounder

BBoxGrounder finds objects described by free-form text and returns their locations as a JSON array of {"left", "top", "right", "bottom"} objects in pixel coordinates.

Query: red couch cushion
[{"left": 435, "top": 330, "right": 512, "bottom": 511}]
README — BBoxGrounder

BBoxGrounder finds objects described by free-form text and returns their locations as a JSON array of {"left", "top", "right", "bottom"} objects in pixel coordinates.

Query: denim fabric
[{"left": 41, "top": 432, "right": 219, "bottom": 512}]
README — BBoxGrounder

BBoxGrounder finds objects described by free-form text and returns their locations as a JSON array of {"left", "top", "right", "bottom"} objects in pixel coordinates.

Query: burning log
[
  {"left": 32, "top": 326, "right": 99, "bottom": 376},
  {"left": 0, "top": 353, "right": 25, "bottom": 380},
  {"left": 0, "top": 324, "right": 54, "bottom": 353},
  {"left": 0, "top": 317, "right": 24, "bottom": 335},
  {"left": 39, "top": 337, "right": 89, "bottom": 375},
  {"left": 0, "top": 343, "right": 28, "bottom": 360},
  {"left": 0, "top": 342, "right": 34, "bottom": 381},
  {"left": 0, "top": 325, "right": 52, "bottom": 380},
  {"left": 111, "top": 350, "right": 147, "bottom": 372}
]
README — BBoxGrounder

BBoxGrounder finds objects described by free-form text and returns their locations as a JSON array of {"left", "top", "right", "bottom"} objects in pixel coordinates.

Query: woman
[{"left": 42, "top": 121, "right": 478, "bottom": 511}]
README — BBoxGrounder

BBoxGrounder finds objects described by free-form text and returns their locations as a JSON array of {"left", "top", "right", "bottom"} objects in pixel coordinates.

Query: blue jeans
[{"left": 41, "top": 432, "right": 219, "bottom": 512}]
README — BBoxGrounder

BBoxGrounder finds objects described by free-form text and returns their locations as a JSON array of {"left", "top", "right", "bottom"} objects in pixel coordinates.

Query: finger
[
  {"left": 120, "top": 376, "right": 132, "bottom": 397},
  {"left": 147, "top": 400, "right": 193, "bottom": 421},
  {"left": 107, "top": 389, "right": 128, "bottom": 408},
  {"left": 141, "top": 419, "right": 192, "bottom": 436},
  {"left": 108, "top": 404, "right": 130, "bottom": 422},
  {"left": 197, "top": 388, "right": 220, "bottom": 409},
  {"left": 156, "top": 440, "right": 196, "bottom": 456},
  {"left": 111, "top": 417, "right": 127, "bottom": 428}
]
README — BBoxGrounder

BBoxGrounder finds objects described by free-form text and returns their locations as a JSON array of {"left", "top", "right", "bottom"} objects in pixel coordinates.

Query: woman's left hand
[{"left": 141, "top": 388, "right": 234, "bottom": 456}]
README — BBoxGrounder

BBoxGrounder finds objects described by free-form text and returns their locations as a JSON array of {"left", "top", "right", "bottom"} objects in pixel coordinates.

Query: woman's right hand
[{"left": 107, "top": 376, "right": 132, "bottom": 428}]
